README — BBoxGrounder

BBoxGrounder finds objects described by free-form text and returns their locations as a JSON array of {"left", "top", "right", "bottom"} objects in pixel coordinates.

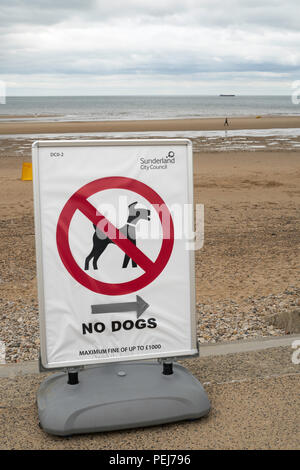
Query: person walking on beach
[{"left": 224, "top": 117, "right": 229, "bottom": 127}]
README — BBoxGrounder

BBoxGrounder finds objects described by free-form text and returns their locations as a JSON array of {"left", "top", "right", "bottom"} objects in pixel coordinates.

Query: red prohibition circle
[{"left": 56, "top": 177, "right": 174, "bottom": 295}]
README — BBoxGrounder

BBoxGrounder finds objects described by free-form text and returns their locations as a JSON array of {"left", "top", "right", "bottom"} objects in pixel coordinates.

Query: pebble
[{"left": 196, "top": 286, "right": 299, "bottom": 344}]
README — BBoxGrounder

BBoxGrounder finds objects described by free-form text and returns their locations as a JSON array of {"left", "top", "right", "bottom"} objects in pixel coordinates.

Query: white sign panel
[{"left": 33, "top": 139, "right": 197, "bottom": 368}]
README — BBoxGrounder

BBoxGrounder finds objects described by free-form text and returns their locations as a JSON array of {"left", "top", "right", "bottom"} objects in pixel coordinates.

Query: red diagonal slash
[{"left": 73, "top": 194, "right": 154, "bottom": 273}]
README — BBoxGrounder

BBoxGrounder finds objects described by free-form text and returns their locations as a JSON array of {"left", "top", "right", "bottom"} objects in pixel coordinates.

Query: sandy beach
[
  {"left": 1, "top": 115, "right": 300, "bottom": 135},
  {"left": 0, "top": 117, "right": 299, "bottom": 362}
]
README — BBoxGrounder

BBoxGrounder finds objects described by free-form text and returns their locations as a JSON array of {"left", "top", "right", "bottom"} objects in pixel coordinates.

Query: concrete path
[{"left": 0, "top": 338, "right": 299, "bottom": 449}]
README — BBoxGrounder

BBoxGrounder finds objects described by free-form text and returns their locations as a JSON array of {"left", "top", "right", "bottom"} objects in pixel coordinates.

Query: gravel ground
[
  {"left": 196, "top": 287, "right": 300, "bottom": 343},
  {"left": 0, "top": 299, "right": 39, "bottom": 363}
]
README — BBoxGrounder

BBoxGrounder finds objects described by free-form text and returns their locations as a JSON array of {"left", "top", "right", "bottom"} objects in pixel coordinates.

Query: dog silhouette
[{"left": 84, "top": 202, "right": 151, "bottom": 270}]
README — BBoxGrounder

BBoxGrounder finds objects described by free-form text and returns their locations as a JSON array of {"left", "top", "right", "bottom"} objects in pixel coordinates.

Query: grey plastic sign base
[{"left": 37, "top": 362, "right": 211, "bottom": 436}]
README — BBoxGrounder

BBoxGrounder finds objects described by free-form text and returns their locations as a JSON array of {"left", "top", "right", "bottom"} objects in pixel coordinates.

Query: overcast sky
[{"left": 1, "top": 0, "right": 300, "bottom": 95}]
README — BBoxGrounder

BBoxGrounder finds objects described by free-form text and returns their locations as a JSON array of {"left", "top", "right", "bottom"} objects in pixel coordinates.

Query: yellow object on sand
[
  {"left": 21, "top": 162, "right": 32, "bottom": 181},
  {"left": 256, "top": 115, "right": 261, "bottom": 119}
]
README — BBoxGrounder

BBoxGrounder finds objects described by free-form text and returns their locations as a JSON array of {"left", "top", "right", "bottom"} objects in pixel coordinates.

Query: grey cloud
[
  {"left": 1, "top": 0, "right": 300, "bottom": 94},
  {"left": 0, "top": 0, "right": 186, "bottom": 27},
  {"left": 1, "top": 0, "right": 300, "bottom": 30},
  {"left": 1, "top": 44, "right": 299, "bottom": 76},
  {"left": 0, "top": 0, "right": 96, "bottom": 26}
]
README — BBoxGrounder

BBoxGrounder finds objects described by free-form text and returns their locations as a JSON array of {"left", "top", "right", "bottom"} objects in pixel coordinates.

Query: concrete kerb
[
  {"left": 199, "top": 333, "right": 300, "bottom": 357},
  {"left": 0, "top": 334, "right": 299, "bottom": 378}
]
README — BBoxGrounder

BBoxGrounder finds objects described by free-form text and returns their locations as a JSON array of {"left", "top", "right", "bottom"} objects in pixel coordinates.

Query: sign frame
[{"left": 32, "top": 139, "right": 197, "bottom": 369}]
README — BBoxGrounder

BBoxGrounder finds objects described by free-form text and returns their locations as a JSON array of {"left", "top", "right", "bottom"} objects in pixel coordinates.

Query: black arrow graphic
[{"left": 91, "top": 295, "right": 149, "bottom": 319}]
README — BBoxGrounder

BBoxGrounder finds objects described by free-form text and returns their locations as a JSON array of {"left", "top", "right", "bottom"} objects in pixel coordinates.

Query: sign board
[{"left": 32, "top": 139, "right": 197, "bottom": 368}]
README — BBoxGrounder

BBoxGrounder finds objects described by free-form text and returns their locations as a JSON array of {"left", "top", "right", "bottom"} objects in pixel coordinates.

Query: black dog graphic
[{"left": 84, "top": 202, "right": 151, "bottom": 270}]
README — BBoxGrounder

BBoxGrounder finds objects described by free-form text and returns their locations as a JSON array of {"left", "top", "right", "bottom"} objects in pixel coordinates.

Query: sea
[{"left": 0, "top": 95, "right": 299, "bottom": 122}]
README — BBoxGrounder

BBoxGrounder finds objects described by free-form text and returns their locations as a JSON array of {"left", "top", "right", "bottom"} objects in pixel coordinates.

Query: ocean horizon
[{"left": 0, "top": 95, "right": 299, "bottom": 122}]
